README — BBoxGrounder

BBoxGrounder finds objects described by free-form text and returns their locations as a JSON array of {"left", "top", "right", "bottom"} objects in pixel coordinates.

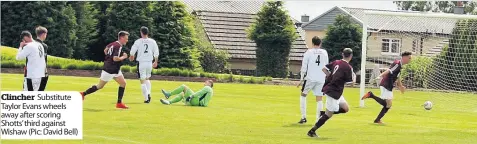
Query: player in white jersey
[
  {"left": 129, "top": 26, "right": 160, "bottom": 103},
  {"left": 16, "top": 31, "right": 46, "bottom": 91},
  {"left": 297, "top": 36, "right": 329, "bottom": 124}
]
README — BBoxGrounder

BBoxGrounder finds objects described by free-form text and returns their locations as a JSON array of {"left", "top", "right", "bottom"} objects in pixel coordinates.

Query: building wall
[
  {"left": 304, "top": 30, "right": 327, "bottom": 48},
  {"left": 228, "top": 58, "right": 302, "bottom": 74},
  {"left": 366, "top": 32, "right": 449, "bottom": 58}
]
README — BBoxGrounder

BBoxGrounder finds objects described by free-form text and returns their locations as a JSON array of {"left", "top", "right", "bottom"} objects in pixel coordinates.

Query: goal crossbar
[{"left": 364, "top": 10, "right": 477, "bottom": 19}]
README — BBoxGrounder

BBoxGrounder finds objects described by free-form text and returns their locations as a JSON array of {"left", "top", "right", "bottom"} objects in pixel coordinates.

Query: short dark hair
[
  {"left": 20, "top": 31, "right": 32, "bottom": 39},
  {"left": 401, "top": 51, "right": 412, "bottom": 57},
  {"left": 342, "top": 48, "right": 353, "bottom": 58},
  {"left": 118, "top": 31, "right": 130, "bottom": 38},
  {"left": 35, "top": 26, "right": 47, "bottom": 36},
  {"left": 312, "top": 36, "right": 322, "bottom": 46},
  {"left": 140, "top": 26, "right": 149, "bottom": 35},
  {"left": 207, "top": 80, "right": 214, "bottom": 88}
]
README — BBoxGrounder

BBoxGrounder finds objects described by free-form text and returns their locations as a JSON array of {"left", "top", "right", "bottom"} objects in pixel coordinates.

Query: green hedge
[{"left": 1, "top": 46, "right": 272, "bottom": 84}]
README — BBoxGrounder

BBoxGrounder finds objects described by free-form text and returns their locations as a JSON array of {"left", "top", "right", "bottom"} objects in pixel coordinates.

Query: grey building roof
[
  {"left": 184, "top": 1, "right": 308, "bottom": 61},
  {"left": 302, "top": 6, "right": 459, "bottom": 35}
]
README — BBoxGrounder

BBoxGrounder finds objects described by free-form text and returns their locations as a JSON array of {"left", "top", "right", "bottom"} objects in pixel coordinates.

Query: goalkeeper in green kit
[{"left": 159, "top": 80, "right": 214, "bottom": 107}]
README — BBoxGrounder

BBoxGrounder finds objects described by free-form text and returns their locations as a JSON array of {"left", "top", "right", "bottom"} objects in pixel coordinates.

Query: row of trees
[{"left": 1, "top": 1, "right": 229, "bottom": 72}]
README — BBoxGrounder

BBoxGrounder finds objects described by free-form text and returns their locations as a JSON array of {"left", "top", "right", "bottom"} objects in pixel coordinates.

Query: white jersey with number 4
[
  {"left": 300, "top": 48, "right": 329, "bottom": 82},
  {"left": 16, "top": 41, "right": 46, "bottom": 79},
  {"left": 130, "top": 38, "right": 159, "bottom": 62}
]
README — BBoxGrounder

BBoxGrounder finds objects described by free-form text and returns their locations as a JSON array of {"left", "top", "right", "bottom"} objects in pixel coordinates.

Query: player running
[
  {"left": 307, "top": 48, "right": 355, "bottom": 138},
  {"left": 34, "top": 26, "right": 49, "bottom": 91},
  {"left": 80, "top": 31, "right": 130, "bottom": 109},
  {"left": 297, "top": 36, "right": 328, "bottom": 124},
  {"left": 16, "top": 31, "right": 47, "bottom": 91},
  {"left": 159, "top": 80, "right": 214, "bottom": 107},
  {"left": 361, "top": 51, "right": 412, "bottom": 124},
  {"left": 129, "top": 26, "right": 159, "bottom": 103}
]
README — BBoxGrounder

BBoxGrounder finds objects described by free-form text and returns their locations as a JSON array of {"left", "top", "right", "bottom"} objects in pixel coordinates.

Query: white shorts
[
  {"left": 100, "top": 70, "right": 123, "bottom": 82},
  {"left": 325, "top": 95, "right": 347, "bottom": 112},
  {"left": 301, "top": 81, "right": 324, "bottom": 96},
  {"left": 23, "top": 78, "right": 41, "bottom": 91},
  {"left": 380, "top": 86, "right": 393, "bottom": 100},
  {"left": 137, "top": 61, "right": 152, "bottom": 80}
]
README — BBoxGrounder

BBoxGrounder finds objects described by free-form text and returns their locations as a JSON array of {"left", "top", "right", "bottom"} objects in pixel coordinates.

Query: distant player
[
  {"left": 297, "top": 36, "right": 328, "bottom": 124},
  {"left": 80, "top": 31, "right": 130, "bottom": 109},
  {"left": 361, "top": 51, "right": 412, "bottom": 124},
  {"left": 16, "top": 31, "right": 46, "bottom": 91},
  {"left": 129, "top": 26, "right": 160, "bottom": 103},
  {"left": 34, "top": 26, "right": 49, "bottom": 91},
  {"left": 307, "top": 48, "right": 354, "bottom": 138},
  {"left": 159, "top": 80, "right": 214, "bottom": 107}
]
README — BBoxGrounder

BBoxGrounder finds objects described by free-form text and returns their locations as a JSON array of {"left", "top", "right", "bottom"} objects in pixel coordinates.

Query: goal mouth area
[{"left": 358, "top": 10, "right": 477, "bottom": 107}]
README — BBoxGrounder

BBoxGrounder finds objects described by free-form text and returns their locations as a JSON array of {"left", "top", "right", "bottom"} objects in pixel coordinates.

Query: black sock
[
  {"left": 370, "top": 93, "right": 387, "bottom": 107},
  {"left": 84, "top": 85, "right": 98, "bottom": 96},
  {"left": 117, "top": 87, "right": 125, "bottom": 103},
  {"left": 311, "top": 114, "right": 330, "bottom": 131},
  {"left": 320, "top": 111, "right": 325, "bottom": 116},
  {"left": 375, "top": 107, "right": 390, "bottom": 122},
  {"left": 333, "top": 108, "right": 347, "bottom": 114}
]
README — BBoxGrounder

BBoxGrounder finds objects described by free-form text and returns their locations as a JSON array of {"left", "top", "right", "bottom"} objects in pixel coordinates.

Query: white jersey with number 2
[
  {"left": 300, "top": 48, "right": 329, "bottom": 82},
  {"left": 130, "top": 38, "right": 159, "bottom": 62}
]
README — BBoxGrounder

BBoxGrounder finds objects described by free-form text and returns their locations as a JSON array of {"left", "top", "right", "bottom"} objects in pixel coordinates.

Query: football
[{"left": 423, "top": 101, "right": 433, "bottom": 110}]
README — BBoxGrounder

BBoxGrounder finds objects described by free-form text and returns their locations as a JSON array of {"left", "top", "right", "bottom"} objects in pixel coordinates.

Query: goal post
[{"left": 359, "top": 10, "right": 477, "bottom": 107}]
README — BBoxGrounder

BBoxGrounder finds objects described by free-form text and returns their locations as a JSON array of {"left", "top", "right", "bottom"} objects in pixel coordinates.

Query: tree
[
  {"left": 321, "top": 14, "right": 362, "bottom": 71},
  {"left": 69, "top": 1, "right": 99, "bottom": 60},
  {"left": 428, "top": 19, "right": 477, "bottom": 92},
  {"left": 150, "top": 1, "right": 200, "bottom": 70},
  {"left": 103, "top": 2, "right": 154, "bottom": 50},
  {"left": 247, "top": 1, "right": 298, "bottom": 78},
  {"left": 89, "top": 1, "right": 112, "bottom": 62},
  {"left": 1, "top": 1, "right": 77, "bottom": 58},
  {"left": 394, "top": 1, "right": 477, "bottom": 14}
]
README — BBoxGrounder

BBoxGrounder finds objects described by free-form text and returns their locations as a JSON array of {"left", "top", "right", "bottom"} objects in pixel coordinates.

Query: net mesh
[{"left": 360, "top": 12, "right": 477, "bottom": 98}]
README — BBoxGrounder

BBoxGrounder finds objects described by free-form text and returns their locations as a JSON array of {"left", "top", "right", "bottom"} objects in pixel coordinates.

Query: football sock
[
  {"left": 145, "top": 80, "right": 151, "bottom": 95},
  {"left": 375, "top": 107, "right": 390, "bottom": 122},
  {"left": 117, "top": 86, "right": 125, "bottom": 103},
  {"left": 317, "top": 101, "right": 323, "bottom": 120},
  {"left": 141, "top": 84, "right": 148, "bottom": 101},
  {"left": 169, "top": 93, "right": 184, "bottom": 104},
  {"left": 370, "top": 93, "right": 387, "bottom": 107},
  {"left": 300, "top": 96, "right": 306, "bottom": 119},
  {"left": 170, "top": 85, "right": 186, "bottom": 95},
  {"left": 84, "top": 85, "right": 98, "bottom": 96},
  {"left": 311, "top": 114, "right": 330, "bottom": 131}
]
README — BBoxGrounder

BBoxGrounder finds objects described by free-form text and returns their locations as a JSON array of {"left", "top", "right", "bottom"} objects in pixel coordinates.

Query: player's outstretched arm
[
  {"left": 376, "top": 69, "right": 390, "bottom": 80},
  {"left": 129, "top": 41, "right": 138, "bottom": 61},
  {"left": 396, "top": 77, "right": 406, "bottom": 94}
]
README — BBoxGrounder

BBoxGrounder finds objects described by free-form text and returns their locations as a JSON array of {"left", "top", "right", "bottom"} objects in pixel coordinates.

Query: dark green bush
[{"left": 65, "top": 64, "right": 78, "bottom": 70}]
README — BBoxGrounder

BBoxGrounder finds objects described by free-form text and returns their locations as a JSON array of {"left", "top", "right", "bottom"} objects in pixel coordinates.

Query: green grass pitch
[{"left": 1, "top": 73, "right": 476, "bottom": 144}]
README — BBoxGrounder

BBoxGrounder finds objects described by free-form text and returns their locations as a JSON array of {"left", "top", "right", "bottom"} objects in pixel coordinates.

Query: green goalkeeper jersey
[{"left": 188, "top": 86, "right": 213, "bottom": 107}]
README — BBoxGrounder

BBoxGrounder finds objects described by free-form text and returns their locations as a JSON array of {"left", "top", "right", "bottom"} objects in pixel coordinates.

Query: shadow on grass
[
  {"left": 83, "top": 108, "right": 105, "bottom": 112},
  {"left": 303, "top": 137, "right": 334, "bottom": 141},
  {"left": 368, "top": 123, "right": 387, "bottom": 126},
  {"left": 282, "top": 123, "right": 312, "bottom": 127}
]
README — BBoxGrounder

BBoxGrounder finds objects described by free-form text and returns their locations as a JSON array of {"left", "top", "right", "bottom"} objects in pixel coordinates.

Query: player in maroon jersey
[
  {"left": 307, "top": 48, "right": 355, "bottom": 138},
  {"left": 80, "top": 31, "right": 130, "bottom": 109},
  {"left": 361, "top": 51, "right": 412, "bottom": 124}
]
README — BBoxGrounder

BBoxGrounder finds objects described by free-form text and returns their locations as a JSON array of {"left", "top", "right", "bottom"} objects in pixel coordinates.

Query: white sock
[
  {"left": 146, "top": 80, "right": 151, "bottom": 95},
  {"left": 300, "top": 96, "right": 306, "bottom": 119},
  {"left": 141, "top": 84, "right": 148, "bottom": 100},
  {"left": 317, "top": 101, "right": 323, "bottom": 120}
]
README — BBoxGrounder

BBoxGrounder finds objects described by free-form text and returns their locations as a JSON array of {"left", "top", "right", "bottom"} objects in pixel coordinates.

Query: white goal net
[{"left": 359, "top": 11, "right": 477, "bottom": 107}]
